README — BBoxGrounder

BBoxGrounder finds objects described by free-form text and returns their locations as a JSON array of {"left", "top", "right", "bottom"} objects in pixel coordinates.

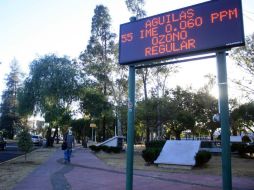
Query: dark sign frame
[{"left": 119, "top": 0, "right": 245, "bottom": 65}]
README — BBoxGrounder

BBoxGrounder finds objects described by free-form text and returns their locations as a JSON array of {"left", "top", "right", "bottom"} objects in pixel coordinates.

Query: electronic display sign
[{"left": 119, "top": 0, "right": 245, "bottom": 65}]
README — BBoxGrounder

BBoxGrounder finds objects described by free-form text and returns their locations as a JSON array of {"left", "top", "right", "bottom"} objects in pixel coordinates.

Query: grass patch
[
  {"left": 0, "top": 145, "right": 59, "bottom": 190},
  {"left": 95, "top": 149, "right": 254, "bottom": 177}
]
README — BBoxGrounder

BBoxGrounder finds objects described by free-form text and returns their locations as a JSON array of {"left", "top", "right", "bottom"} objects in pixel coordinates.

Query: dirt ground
[
  {"left": 95, "top": 147, "right": 254, "bottom": 177},
  {"left": 0, "top": 144, "right": 253, "bottom": 190},
  {"left": 0, "top": 145, "right": 59, "bottom": 190}
]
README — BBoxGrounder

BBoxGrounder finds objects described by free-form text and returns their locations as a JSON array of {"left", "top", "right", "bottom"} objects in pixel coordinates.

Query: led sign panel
[{"left": 119, "top": 0, "right": 245, "bottom": 65}]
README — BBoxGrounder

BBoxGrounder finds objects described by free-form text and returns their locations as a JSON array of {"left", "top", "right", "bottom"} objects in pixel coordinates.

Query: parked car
[
  {"left": 0, "top": 136, "right": 7, "bottom": 150},
  {"left": 31, "top": 135, "right": 43, "bottom": 146}
]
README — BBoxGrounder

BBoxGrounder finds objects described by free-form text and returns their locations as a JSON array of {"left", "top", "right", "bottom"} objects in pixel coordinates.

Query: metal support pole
[
  {"left": 126, "top": 65, "right": 135, "bottom": 190},
  {"left": 216, "top": 51, "right": 232, "bottom": 190},
  {"left": 92, "top": 128, "right": 94, "bottom": 142}
]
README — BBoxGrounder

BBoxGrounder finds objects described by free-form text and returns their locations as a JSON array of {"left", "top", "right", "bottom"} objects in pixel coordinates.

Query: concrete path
[{"left": 13, "top": 147, "right": 254, "bottom": 190}]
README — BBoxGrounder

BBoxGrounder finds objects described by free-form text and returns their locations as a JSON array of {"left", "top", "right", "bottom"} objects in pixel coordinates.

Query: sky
[{"left": 0, "top": 0, "right": 254, "bottom": 103}]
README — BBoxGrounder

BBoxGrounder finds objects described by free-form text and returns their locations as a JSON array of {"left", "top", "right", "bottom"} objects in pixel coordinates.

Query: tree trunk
[
  {"left": 175, "top": 132, "right": 181, "bottom": 140},
  {"left": 156, "top": 101, "right": 162, "bottom": 139},
  {"left": 102, "top": 79, "right": 107, "bottom": 141},
  {"left": 146, "top": 125, "right": 150, "bottom": 143},
  {"left": 142, "top": 68, "right": 150, "bottom": 143},
  {"left": 232, "top": 128, "right": 238, "bottom": 136},
  {"left": 46, "top": 127, "right": 52, "bottom": 147},
  {"left": 53, "top": 127, "right": 59, "bottom": 144},
  {"left": 102, "top": 116, "right": 106, "bottom": 141},
  {"left": 231, "top": 123, "right": 238, "bottom": 136},
  {"left": 210, "top": 129, "right": 215, "bottom": 140},
  {"left": 117, "top": 112, "right": 122, "bottom": 136}
]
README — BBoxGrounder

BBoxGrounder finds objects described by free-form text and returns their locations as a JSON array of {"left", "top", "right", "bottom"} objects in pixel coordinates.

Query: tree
[
  {"left": 128, "top": 15, "right": 152, "bottom": 142},
  {"left": 17, "top": 79, "right": 35, "bottom": 118},
  {"left": 193, "top": 91, "right": 219, "bottom": 140},
  {"left": 168, "top": 110, "right": 195, "bottom": 140},
  {"left": 124, "top": 1, "right": 180, "bottom": 142},
  {"left": 79, "top": 5, "right": 116, "bottom": 95},
  {"left": 162, "top": 87, "right": 196, "bottom": 140},
  {"left": 231, "top": 33, "right": 254, "bottom": 100},
  {"left": 44, "top": 106, "right": 72, "bottom": 145},
  {"left": 79, "top": 5, "right": 116, "bottom": 140},
  {"left": 125, "top": 0, "right": 146, "bottom": 19},
  {"left": 192, "top": 75, "right": 219, "bottom": 140},
  {"left": 17, "top": 130, "right": 33, "bottom": 161},
  {"left": 18, "top": 54, "right": 81, "bottom": 146},
  {"left": 135, "top": 83, "right": 222, "bottom": 141},
  {"left": 0, "top": 59, "right": 23, "bottom": 139},
  {"left": 71, "top": 118, "right": 89, "bottom": 144},
  {"left": 80, "top": 88, "right": 109, "bottom": 119},
  {"left": 231, "top": 102, "right": 254, "bottom": 135},
  {"left": 79, "top": 87, "right": 114, "bottom": 141},
  {"left": 136, "top": 87, "right": 196, "bottom": 140},
  {"left": 124, "top": 0, "right": 155, "bottom": 143},
  {"left": 162, "top": 86, "right": 215, "bottom": 140},
  {"left": 110, "top": 60, "right": 128, "bottom": 136},
  {"left": 150, "top": 65, "right": 178, "bottom": 138},
  {"left": 136, "top": 97, "right": 158, "bottom": 141}
]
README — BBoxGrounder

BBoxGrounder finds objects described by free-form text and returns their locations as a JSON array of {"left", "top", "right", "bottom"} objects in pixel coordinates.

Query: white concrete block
[
  {"left": 154, "top": 140, "right": 201, "bottom": 166},
  {"left": 230, "top": 136, "right": 242, "bottom": 142}
]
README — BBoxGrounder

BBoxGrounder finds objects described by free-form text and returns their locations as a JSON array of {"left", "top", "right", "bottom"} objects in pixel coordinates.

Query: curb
[{"left": 0, "top": 153, "right": 26, "bottom": 166}]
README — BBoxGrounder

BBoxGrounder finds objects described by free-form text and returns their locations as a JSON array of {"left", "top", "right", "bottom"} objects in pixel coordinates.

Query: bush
[
  {"left": 195, "top": 150, "right": 212, "bottom": 166},
  {"left": 245, "top": 144, "right": 254, "bottom": 154},
  {"left": 242, "top": 135, "right": 251, "bottom": 143},
  {"left": 142, "top": 140, "right": 165, "bottom": 164},
  {"left": 89, "top": 145, "right": 101, "bottom": 152},
  {"left": 231, "top": 143, "right": 243, "bottom": 152},
  {"left": 17, "top": 130, "right": 33, "bottom": 161},
  {"left": 110, "top": 146, "right": 122, "bottom": 153},
  {"left": 200, "top": 141, "right": 213, "bottom": 148},
  {"left": 238, "top": 143, "right": 254, "bottom": 158},
  {"left": 101, "top": 145, "right": 111, "bottom": 153},
  {"left": 238, "top": 144, "right": 246, "bottom": 156},
  {"left": 142, "top": 148, "right": 161, "bottom": 164},
  {"left": 89, "top": 145, "right": 122, "bottom": 153}
]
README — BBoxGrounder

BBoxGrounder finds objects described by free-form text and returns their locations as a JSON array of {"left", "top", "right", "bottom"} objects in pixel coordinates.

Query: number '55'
[{"left": 121, "top": 33, "right": 133, "bottom": 43}]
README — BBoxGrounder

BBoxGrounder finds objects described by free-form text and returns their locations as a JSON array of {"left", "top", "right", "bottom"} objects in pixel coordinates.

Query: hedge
[
  {"left": 89, "top": 145, "right": 101, "bottom": 152},
  {"left": 231, "top": 143, "right": 243, "bottom": 152},
  {"left": 89, "top": 145, "right": 122, "bottom": 153},
  {"left": 141, "top": 147, "right": 161, "bottom": 164},
  {"left": 195, "top": 150, "right": 212, "bottom": 166},
  {"left": 238, "top": 144, "right": 254, "bottom": 158},
  {"left": 242, "top": 135, "right": 251, "bottom": 143},
  {"left": 142, "top": 140, "right": 165, "bottom": 164},
  {"left": 231, "top": 143, "right": 254, "bottom": 158},
  {"left": 141, "top": 148, "right": 212, "bottom": 166}
]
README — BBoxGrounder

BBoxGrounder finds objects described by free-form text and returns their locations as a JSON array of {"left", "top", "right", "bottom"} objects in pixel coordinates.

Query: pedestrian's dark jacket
[{"left": 64, "top": 133, "right": 75, "bottom": 149}]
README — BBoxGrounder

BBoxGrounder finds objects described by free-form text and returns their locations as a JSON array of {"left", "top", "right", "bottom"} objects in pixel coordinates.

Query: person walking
[{"left": 63, "top": 129, "right": 75, "bottom": 164}]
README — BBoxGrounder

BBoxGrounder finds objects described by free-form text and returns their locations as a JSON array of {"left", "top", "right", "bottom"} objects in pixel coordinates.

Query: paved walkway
[{"left": 13, "top": 147, "right": 254, "bottom": 190}]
